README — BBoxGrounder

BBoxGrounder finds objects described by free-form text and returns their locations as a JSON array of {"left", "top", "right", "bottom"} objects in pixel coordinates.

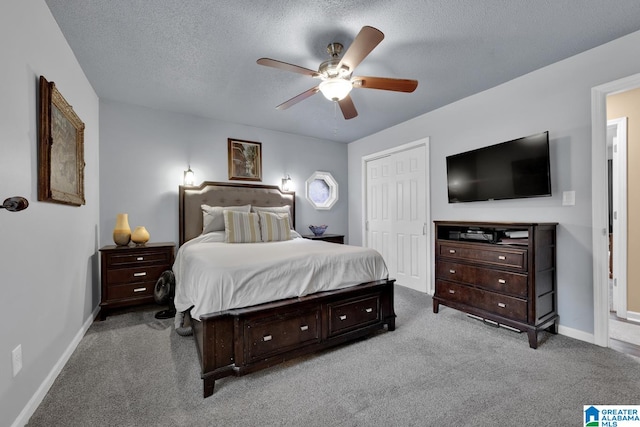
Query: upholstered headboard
[{"left": 179, "top": 181, "right": 295, "bottom": 245}]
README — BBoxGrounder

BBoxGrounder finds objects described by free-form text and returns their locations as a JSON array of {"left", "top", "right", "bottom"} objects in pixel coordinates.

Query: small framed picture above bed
[{"left": 228, "top": 138, "right": 262, "bottom": 181}]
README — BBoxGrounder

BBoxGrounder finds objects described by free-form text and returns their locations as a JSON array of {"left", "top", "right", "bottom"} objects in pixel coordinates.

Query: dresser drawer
[
  {"left": 106, "top": 281, "right": 155, "bottom": 300},
  {"left": 245, "top": 309, "right": 320, "bottom": 361},
  {"left": 436, "top": 280, "right": 527, "bottom": 322},
  {"left": 105, "top": 250, "right": 172, "bottom": 268},
  {"left": 106, "top": 265, "right": 169, "bottom": 286},
  {"left": 436, "top": 261, "right": 528, "bottom": 297},
  {"left": 328, "top": 295, "right": 380, "bottom": 336},
  {"left": 438, "top": 242, "right": 527, "bottom": 271}
]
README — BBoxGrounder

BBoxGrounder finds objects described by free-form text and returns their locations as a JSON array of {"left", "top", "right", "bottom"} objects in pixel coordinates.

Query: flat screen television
[{"left": 446, "top": 131, "right": 551, "bottom": 203}]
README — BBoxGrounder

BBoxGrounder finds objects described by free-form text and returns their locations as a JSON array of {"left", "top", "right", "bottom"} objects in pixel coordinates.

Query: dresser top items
[{"left": 434, "top": 220, "right": 558, "bottom": 246}]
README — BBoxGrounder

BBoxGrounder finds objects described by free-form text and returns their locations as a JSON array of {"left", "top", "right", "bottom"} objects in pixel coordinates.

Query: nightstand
[
  {"left": 302, "top": 234, "right": 345, "bottom": 244},
  {"left": 99, "top": 242, "right": 175, "bottom": 320}
]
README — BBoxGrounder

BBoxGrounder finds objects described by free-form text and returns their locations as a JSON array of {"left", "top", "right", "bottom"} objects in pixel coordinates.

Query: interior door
[{"left": 366, "top": 144, "right": 428, "bottom": 292}]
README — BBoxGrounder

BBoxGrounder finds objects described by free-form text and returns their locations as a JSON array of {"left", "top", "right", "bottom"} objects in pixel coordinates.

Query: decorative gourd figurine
[{"left": 131, "top": 226, "right": 150, "bottom": 245}]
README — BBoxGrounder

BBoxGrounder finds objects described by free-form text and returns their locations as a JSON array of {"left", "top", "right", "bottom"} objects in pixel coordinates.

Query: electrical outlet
[{"left": 12, "top": 344, "right": 22, "bottom": 377}]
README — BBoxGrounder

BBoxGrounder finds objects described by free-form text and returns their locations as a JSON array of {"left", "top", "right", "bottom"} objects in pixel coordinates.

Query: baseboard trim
[
  {"left": 11, "top": 305, "right": 100, "bottom": 427},
  {"left": 558, "top": 324, "right": 595, "bottom": 345},
  {"left": 627, "top": 311, "right": 640, "bottom": 324}
]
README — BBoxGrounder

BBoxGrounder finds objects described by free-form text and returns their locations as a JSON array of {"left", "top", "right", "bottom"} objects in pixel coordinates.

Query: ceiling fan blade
[
  {"left": 337, "top": 26, "right": 384, "bottom": 73},
  {"left": 352, "top": 76, "right": 418, "bottom": 92},
  {"left": 257, "top": 58, "right": 319, "bottom": 77},
  {"left": 276, "top": 86, "right": 320, "bottom": 110},
  {"left": 338, "top": 95, "right": 358, "bottom": 120}
]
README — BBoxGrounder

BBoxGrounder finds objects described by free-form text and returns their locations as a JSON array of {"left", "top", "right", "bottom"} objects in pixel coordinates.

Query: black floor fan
[{"left": 154, "top": 270, "right": 176, "bottom": 319}]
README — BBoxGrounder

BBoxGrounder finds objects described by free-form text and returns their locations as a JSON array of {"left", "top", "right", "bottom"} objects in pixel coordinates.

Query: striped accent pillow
[
  {"left": 223, "top": 210, "right": 261, "bottom": 243},
  {"left": 259, "top": 211, "right": 291, "bottom": 242}
]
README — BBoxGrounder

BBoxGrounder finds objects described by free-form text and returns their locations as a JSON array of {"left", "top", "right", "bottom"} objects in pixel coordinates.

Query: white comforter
[{"left": 173, "top": 233, "right": 388, "bottom": 319}]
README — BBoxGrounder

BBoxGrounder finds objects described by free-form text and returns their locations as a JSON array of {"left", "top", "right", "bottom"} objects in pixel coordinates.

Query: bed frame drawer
[
  {"left": 327, "top": 295, "right": 380, "bottom": 337},
  {"left": 245, "top": 309, "right": 321, "bottom": 361}
]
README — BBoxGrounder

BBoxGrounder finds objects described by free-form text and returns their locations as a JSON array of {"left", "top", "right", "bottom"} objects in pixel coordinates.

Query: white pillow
[
  {"left": 202, "top": 204, "right": 251, "bottom": 234},
  {"left": 252, "top": 205, "right": 293, "bottom": 229},
  {"left": 223, "top": 210, "right": 261, "bottom": 243},
  {"left": 259, "top": 211, "right": 291, "bottom": 242}
]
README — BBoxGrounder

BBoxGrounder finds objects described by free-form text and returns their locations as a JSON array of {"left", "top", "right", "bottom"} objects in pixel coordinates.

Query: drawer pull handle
[
  {"left": 448, "top": 289, "right": 455, "bottom": 294},
  {"left": 133, "top": 272, "right": 147, "bottom": 277},
  {"left": 498, "top": 255, "right": 506, "bottom": 260},
  {"left": 449, "top": 269, "right": 456, "bottom": 274},
  {"left": 136, "top": 257, "right": 144, "bottom": 261},
  {"left": 339, "top": 315, "right": 347, "bottom": 321},
  {"left": 133, "top": 287, "right": 146, "bottom": 293},
  {"left": 497, "top": 302, "right": 506, "bottom": 308},
  {"left": 449, "top": 249, "right": 456, "bottom": 254},
  {"left": 300, "top": 325, "right": 309, "bottom": 331},
  {"left": 263, "top": 335, "right": 272, "bottom": 342},
  {"left": 498, "top": 279, "right": 506, "bottom": 284},
  {"left": 365, "top": 308, "right": 373, "bottom": 313}
]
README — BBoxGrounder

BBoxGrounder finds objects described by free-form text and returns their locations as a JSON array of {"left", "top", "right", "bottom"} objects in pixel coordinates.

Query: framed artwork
[
  {"left": 38, "top": 76, "right": 86, "bottom": 206},
  {"left": 228, "top": 138, "right": 262, "bottom": 181},
  {"left": 305, "top": 171, "right": 339, "bottom": 210}
]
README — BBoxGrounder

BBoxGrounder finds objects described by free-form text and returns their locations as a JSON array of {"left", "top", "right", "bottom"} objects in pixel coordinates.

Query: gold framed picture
[
  {"left": 38, "top": 76, "right": 86, "bottom": 206},
  {"left": 228, "top": 138, "right": 262, "bottom": 181}
]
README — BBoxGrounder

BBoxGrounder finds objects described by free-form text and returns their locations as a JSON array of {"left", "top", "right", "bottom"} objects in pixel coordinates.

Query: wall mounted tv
[{"left": 446, "top": 131, "right": 551, "bottom": 203}]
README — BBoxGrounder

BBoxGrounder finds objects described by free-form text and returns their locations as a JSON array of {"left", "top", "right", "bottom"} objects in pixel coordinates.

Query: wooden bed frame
[{"left": 178, "top": 181, "right": 396, "bottom": 397}]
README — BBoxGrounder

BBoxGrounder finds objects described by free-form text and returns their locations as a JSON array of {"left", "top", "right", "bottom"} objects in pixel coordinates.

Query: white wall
[
  {"left": 99, "top": 99, "right": 348, "bottom": 247},
  {"left": 0, "top": 1, "right": 100, "bottom": 426},
  {"left": 348, "top": 30, "right": 640, "bottom": 336}
]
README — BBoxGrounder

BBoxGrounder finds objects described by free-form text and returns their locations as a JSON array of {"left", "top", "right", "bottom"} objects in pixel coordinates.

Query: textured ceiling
[{"left": 45, "top": 0, "right": 640, "bottom": 143}]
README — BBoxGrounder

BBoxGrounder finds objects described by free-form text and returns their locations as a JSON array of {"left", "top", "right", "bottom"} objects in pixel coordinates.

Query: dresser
[
  {"left": 99, "top": 242, "right": 175, "bottom": 320},
  {"left": 302, "top": 234, "right": 345, "bottom": 244},
  {"left": 433, "top": 221, "right": 558, "bottom": 348}
]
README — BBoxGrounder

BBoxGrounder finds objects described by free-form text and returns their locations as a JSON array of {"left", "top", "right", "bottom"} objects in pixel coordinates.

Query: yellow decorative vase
[
  {"left": 113, "top": 213, "right": 131, "bottom": 246},
  {"left": 131, "top": 226, "right": 150, "bottom": 245}
]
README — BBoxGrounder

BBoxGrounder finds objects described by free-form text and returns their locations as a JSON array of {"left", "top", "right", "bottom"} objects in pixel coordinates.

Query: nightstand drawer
[
  {"left": 106, "top": 250, "right": 172, "bottom": 268},
  {"left": 107, "top": 281, "right": 155, "bottom": 300},
  {"left": 106, "top": 265, "right": 169, "bottom": 286}
]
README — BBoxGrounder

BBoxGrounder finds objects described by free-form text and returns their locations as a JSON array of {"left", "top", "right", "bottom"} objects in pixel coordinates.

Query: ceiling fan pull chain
[{"left": 333, "top": 101, "right": 338, "bottom": 137}]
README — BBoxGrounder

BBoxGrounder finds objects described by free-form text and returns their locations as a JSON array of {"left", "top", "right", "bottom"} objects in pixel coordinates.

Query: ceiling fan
[{"left": 257, "top": 26, "right": 418, "bottom": 120}]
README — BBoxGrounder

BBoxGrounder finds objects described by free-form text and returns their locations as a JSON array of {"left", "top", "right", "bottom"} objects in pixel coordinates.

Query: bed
[{"left": 176, "top": 181, "right": 396, "bottom": 397}]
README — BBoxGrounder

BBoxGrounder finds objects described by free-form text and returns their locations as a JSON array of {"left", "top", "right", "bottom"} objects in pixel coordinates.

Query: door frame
[
  {"left": 591, "top": 73, "right": 640, "bottom": 347},
  {"left": 361, "top": 138, "right": 432, "bottom": 294},
  {"left": 608, "top": 117, "right": 628, "bottom": 319}
]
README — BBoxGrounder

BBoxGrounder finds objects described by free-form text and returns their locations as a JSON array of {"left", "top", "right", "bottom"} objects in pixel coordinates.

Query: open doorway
[{"left": 592, "top": 74, "right": 640, "bottom": 356}]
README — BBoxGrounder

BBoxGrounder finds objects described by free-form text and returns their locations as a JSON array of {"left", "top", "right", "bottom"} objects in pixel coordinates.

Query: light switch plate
[{"left": 562, "top": 191, "right": 576, "bottom": 206}]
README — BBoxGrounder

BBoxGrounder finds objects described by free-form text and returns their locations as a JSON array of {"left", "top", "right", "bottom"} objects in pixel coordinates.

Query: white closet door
[
  {"left": 366, "top": 155, "right": 393, "bottom": 269},
  {"left": 366, "top": 144, "right": 428, "bottom": 292}
]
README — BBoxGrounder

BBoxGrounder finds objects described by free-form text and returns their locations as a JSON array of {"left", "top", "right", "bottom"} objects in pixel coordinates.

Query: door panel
[{"left": 366, "top": 144, "right": 428, "bottom": 292}]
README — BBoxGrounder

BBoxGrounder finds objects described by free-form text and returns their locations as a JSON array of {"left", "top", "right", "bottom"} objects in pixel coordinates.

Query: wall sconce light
[
  {"left": 281, "top": 174, "right": 293, "bottom": 192},
  {"left": 183, "top": 165, "right": 195, "bottom": 186},
  {"left": 1, "top": 196, "right": 29, "bottom": 212}
]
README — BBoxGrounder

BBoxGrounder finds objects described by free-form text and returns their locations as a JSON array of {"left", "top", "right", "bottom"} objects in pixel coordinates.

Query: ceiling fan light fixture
[{"left": 319, "top": 78, "right": 352, "bottom": 101}]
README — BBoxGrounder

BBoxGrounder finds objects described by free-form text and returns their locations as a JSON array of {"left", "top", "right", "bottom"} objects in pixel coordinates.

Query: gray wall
[
  {"left": 348, "top": 30, "right": 640, "bottom": 337},
  {"left": 0, "top": 1, "right": 100, "bottom": 425},
  {"left": 99, "top": 100, "right": 349, "bottom": 248}
]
